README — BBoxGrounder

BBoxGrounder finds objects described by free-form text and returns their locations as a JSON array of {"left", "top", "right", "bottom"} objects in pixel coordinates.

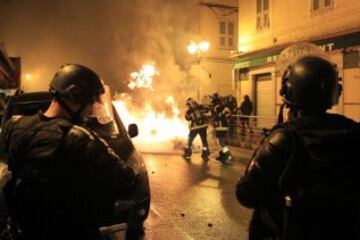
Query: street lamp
[
  {"left": 187, "top": 40, "right": 210, "bottom": 63},
  {"left": 187, "top": 40, "right": 210, "bottom": 101}
]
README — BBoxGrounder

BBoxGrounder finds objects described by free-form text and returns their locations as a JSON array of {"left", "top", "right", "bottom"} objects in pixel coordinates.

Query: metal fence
[{"left": 227, "top": 114, "right": 277, "bottom": 150}]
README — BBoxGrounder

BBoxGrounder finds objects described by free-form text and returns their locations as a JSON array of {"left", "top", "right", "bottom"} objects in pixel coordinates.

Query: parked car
[{"left": 0, "top": 90, "right": 150, "bottom": 237}]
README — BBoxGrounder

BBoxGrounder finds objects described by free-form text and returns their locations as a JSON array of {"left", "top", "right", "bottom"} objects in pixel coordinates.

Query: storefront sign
[{"left": 234, "top": 31, "right": 360, "bottom": 69}]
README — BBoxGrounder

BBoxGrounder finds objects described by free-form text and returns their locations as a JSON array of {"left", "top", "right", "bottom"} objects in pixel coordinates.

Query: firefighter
[
  {"left": 183, "top": 97, "right": 210, "bottom": 161},
  {"left": 211, "top": 95, "right": 233, "bottom": 164},
  {"left": 209, "top": 93, "right": 221, "bottom": 116},
  {"left": 225, "top": 95, "right": 238, "bottom": 138}
]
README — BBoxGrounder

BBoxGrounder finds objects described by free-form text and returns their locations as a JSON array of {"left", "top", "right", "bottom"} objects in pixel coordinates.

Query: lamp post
[{"left": 187, "top": 40, "right": 210, "bottom": 101}]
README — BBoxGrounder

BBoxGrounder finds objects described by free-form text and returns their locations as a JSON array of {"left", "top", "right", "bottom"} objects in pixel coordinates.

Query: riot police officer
[
  {"left": 0, "top": 64, "right": 135, "bottom": 240},
  {"left": 211, "top": 95, "right": 233, "bottom": 164},
  {"left": 236, "top": 56, "right": 360, "bottom": 240},
  {"left": 183, "top": 98, "right": 210, "bottom": 161}
]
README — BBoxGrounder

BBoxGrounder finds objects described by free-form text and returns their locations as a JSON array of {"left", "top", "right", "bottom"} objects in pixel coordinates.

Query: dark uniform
[
  {"left": 0, "top": 64, "right": 135, "bottom": 240},
  {"left": 236, "top": 56, "right": 360, "bottom": 240},
  {"left": 183, "top": 98, "right": 210, "bottom": 161},
  {"left": 212, "top": 96, "right": 232, "bottom": 164},
  {"left": 225, "top": 95, "right": 238, "bottom": 137},
  {"left": 1, "top": 114, "right": 134, "bottom": 240},
  {"left": 239, "top": 95, "right": 253, "bottom": 127}
]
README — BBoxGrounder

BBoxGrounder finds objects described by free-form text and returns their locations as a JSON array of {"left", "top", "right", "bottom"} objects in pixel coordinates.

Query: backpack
[
  {"left": 274, "top": 124, "right": 308, "bottom": 206},
  {"left": 272, "top": 123, "right": 360, "bottom": 240},
  {"left": 0, "top": 115, "right": 72, "bottom": 240},
  {"left": 272, "top": 123, "right": 308, "bottom": 240},
  {"left": 248, "top": 123, "right": 308, "bottom": 240}
]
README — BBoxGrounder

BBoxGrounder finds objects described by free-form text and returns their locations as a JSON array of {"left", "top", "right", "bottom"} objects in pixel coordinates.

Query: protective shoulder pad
[
  {"left": 68, "top": 125, "right": 95, "bottom": 141},
  {"left": 267, "top": 128, "right": 290, "bottom": 147},
  {"left": 9, "top": 115, "right": 24, "bottom": 124}
]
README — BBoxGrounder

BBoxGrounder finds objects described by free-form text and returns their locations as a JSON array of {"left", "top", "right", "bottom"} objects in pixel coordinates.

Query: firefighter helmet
[
  {"left": 49, "top": 64, "right": 104, "bottom": 104},
  {"left": 186, "top": 97, "right": 196, "bottom": 108},
  {"left": 210, "top": 92, "right": 221, "bottom": 106},
  {"left": 280, "top": 55, "right": 342, "bottom": 110},
  {"left": 211, "top": 92, "right": 219, "bottom": 101}
]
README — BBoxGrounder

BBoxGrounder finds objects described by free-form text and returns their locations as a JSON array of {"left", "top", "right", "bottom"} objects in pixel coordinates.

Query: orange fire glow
[
  {"left": 114, "top": 63, "right": 189, "bottom": 153},
  {"left": 113, "top": 95, "right": 188, "bottom": 153},
  {"left": 128, "top": 63, "right": 159, "bottom": 90}
]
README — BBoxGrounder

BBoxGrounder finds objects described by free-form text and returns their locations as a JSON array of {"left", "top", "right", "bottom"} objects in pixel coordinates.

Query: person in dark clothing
[
  {"left": 211, "top": 95, "right": 233, "bottom": 164},
  {"left": 0, "top": 64, "right": 135, "bottom": 240},
  {"left": 238, "top": 94, "right": 253, "bottom": 127},
  {"left": 225, "top": 95, "right": 238, "bottom": 138},
  {"left": 236, "top": 56, "right": 360, "bottom": 240},
  {"left": 226, "top": 95, "right": 238, "bottom": 112},
  {"left": 210, "top": 92, "right": 221, "bottom": 115},
  {"left": 183, "top": 97, "right": 210, "bottom": 161}
]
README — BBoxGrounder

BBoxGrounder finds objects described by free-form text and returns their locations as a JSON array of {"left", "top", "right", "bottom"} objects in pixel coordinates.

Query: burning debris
[
  {"left": 113, "top": 63, "right": 193, "bottom": 153},
  {"left": 128, "top": 63, "right": 158, "bottom": 90}
]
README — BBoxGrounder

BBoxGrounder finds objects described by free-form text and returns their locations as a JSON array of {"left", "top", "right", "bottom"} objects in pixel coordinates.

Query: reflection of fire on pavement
[{"left": 113, "top": 63, "right": 199, "bottom": 153}]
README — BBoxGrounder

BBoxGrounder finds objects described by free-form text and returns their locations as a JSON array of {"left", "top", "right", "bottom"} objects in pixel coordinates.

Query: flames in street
[
  {"left": 127, "top": 63, "right": 158, "bottom": 91},
  {"left": 113, "top": 63, "right": 188, "bottom": 153}
]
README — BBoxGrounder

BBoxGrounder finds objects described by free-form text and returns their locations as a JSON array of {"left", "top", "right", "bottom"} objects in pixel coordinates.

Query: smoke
[{"left": 0, "top": 0, "right": 197, "bottom": 104}]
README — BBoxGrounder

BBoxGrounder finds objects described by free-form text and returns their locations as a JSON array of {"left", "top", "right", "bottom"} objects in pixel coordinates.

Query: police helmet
[
  {"left": 186, "top": 97, "right": 193, "bottom": 106},
  {"left": 50, "top": 64, "right": 105, "bottom": 105},
  {"left": 211, "top": 92, "right": 219, "bottom": 100},
  {"left": 280, "top": 55, "right": 342, "bottom": 111}
]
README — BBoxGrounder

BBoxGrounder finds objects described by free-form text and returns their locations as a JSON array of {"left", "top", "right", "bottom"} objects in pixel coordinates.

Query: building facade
[
  {"left": 234, "top": 0, "right": 360, "bottom": 122},
  {"left": 187, "top": 0, "right": 238, "bottom": 103}
]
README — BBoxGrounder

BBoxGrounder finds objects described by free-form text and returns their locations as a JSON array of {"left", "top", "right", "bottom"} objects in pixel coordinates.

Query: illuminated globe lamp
[
  {"left": 186, "top": 40, "right": 210, "bottom": 102},
  {"left": 198, "top": 41, "right": 210, "bottom": 52},
  {"left": 187, "top": 42, "right": 198, "bottom": 55},
  {"left": 187, "top": 40, "right": 210, "bottom": 63}
]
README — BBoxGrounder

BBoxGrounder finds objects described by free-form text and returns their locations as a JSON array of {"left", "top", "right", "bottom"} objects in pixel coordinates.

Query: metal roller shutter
[{"left": 255, "top": 73, "right": 275, "bottom": 128}]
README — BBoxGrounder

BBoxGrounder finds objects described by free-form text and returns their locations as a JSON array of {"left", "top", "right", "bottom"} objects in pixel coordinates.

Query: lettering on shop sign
[
  {"left": 235, "top": 61, "right": 250, "bottom": 68},
  {"left": 267, "top": 55, "right": 278, "bottom": 63},
  {"left": 236, "top": 40, "right": 343, "bottom": 69},
  {"left": 266, "top": 42, "right": 335, "bottom": 64},
  {"left": 318, "top": 42, "right": 335, "bottom": 52}
]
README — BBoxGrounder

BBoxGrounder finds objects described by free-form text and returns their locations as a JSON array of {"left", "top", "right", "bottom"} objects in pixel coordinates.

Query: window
[
  {"left": 325, "top": 0, "right": 332, "bottom": 7},
  {"left": 256, "top": 0, "right": 270, "bottom": 30},
  {"left": 313, "top": 0, "right": 320, "bottom": 11},
  {"left": 311, "top": 0, "right": 334, "bottom": 12},
  {"left": 219, "top": 21, "right": 235, "bottom": 49},
  {"left": 234, "top": 68, "right": 249, "bottom": 82},
  {"left": 344, "top": 51, "right": 360, "bottom": 69},
  {"left": 239, "top": 68, "right": 249, "bottom": 81}
]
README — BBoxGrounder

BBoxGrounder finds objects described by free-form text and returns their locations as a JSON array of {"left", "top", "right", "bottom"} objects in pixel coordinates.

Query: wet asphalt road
[{"left": 116, "top": 152, "right": 252, "bottom": 240}]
